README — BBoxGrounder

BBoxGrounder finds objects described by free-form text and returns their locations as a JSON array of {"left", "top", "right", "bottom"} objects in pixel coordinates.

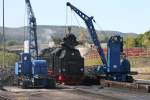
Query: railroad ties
[{"left": 101, "top": 80, "right": 150, "bottom": 93}]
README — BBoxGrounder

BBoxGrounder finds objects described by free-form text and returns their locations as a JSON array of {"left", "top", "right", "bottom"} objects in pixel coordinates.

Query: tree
[
  {"left": 7, "top": 40, "right": 18, "bottom": 46},
  {"left": 51, "top": 35, "right": 62, "bottom": 45},
  {"left": 142, "top": 31, "right": 150, "bottom": 47},
  {"left": 124, "top": 37, "right": 136, "bottom": 48},
  {"left": 0, "top": 32, "right": 3, "bottom": 46},
  {"left": 134, "top": 34, "right": 143, "bottom": 47}
]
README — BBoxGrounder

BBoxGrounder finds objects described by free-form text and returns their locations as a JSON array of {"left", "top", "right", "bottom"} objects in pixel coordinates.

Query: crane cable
[
  {"left": 72, "top": 10, "right": 105, "bottom": 65},
  {"left": 65, "top": 0, "right": 73, "bottom": 35},
  {"left": 73, "top": 12, "right": 87, "bottom": 43},
  {"left": 92, "top": 18, "right": 109, "bottom": 41},
  {"left": 66, "top": 2, "right": 77, "bottom": 35},
  {"left": 65, "top": 2, "right": 68, "bottom": 35}
]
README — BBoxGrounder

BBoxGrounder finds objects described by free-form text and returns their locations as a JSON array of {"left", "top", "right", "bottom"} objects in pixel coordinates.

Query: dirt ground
[
  {"left": 129, "top": 57, "right": 150, "bottom": 80},
  {"left": 0, "top": 86, "right": 150, "bottom": 100}
]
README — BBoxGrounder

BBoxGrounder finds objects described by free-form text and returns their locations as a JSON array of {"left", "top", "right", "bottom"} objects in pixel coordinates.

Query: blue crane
[
  {"left": 67, "top": 2, "right": 134, "bottom": 82},
  {"left": 66, "top": 2, "right": 107, "bottom": 66},
  {"left": 25, "top": 0, "right": 38, "bottom": 59},
  {"left": 15, "top": 0, "right": 56, "bottom": 88}
]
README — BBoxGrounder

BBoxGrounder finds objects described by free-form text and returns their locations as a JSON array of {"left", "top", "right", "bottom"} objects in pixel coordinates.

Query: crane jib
[
  {"left": 25, "top": 0, "right": 38, "bottom": 59},
  {"left": 67, "top": 2, "right": 107, "bottom": 65}
]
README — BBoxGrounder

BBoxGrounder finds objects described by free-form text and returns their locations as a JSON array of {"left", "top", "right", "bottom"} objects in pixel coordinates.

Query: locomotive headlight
[
  {"left": 59, "top": 69, "right": 61, "bottom": 73},
  {"left": 113, "top": 77, "right": 117, "bottom": 80},
  {"left": 32, "top": 78, "right": 34, "bottom": 83},
  {"left": 71, "top": 52, "right": 75, "bottom": 55},
  {"left": 62, "top": 68, "right": 66, "bottom": 72},
  {"left": 80, "top": 68, "right": 84, "bottom": 72}
]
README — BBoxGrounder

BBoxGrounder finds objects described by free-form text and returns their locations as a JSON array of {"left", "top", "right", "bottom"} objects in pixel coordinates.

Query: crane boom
[
  {"left": 25, "top": 0, "right": 38, "bottom": 59},
  {"left": 67, "top": 2, "right": 107, "bottom": 66}
]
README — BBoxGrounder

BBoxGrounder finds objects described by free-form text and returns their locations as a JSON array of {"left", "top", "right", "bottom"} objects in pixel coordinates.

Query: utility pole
[{"left": 2, "top": 0, "right": 5, "bottom": 68}]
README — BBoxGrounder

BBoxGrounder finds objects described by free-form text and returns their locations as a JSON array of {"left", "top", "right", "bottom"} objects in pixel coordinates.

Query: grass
[
  {"left": 0, "top": 51, "right": 19, "bottom": 66},
  {"left": 84, "top": 55, "right": 150, "bottom": 80}
]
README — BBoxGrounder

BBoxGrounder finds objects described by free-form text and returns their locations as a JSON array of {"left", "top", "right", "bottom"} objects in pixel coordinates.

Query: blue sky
[{"left": 0, "top": 0, "right": 150, "bottom": 33}]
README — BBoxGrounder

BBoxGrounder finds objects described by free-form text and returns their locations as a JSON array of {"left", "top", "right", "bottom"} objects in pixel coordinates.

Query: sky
[{"left": 0, "top": 0, "right": 150, "bottom": 34}]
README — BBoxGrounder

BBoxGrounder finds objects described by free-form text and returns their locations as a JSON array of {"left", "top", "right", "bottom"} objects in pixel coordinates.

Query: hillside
[{"left": 0, "top": 25, "right": 138, "bottom": 44}]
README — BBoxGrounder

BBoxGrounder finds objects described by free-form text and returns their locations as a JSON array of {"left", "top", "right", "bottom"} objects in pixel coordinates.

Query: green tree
[
  {"left": 7, "top": 40, "right": 18, "bottom": 46},
  {"left": 124, "top": 37, "right": 136, "bottom": 48},
  {"left": 51, "top": 35, "right": 62, "bottom": 45},
  {"left": 134, "top": 34, "right": 143, "bottom": 47},
  {"left": 142, "top": 31, "right": 150, "bottom": 47},
  {"left": 0, "top": 51, "right": 19, "bottom": 66}
]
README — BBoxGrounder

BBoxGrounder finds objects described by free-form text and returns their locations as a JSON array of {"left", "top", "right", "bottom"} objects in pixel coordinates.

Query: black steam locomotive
[{"left": 40, "top": 34, "right": 84, "bottom": 84}]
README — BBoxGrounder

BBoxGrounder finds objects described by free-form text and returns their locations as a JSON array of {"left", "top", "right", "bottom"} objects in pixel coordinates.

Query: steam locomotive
[{"left": 40, "top": 34, "right": 84, "bottom": 84}]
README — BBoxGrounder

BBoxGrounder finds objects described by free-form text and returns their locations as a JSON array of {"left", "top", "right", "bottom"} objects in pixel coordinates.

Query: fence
[
  {"left": 84, "top": 47, "right": 150, "bottom": 67},
  {"left": 124, "top": 47, "right": 150, "bottom": 57}
]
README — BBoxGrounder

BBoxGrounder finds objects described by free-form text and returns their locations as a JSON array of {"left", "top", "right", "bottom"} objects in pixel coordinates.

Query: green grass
[{"left": 0, "top": 51, "right": 19, "bottom": 66}]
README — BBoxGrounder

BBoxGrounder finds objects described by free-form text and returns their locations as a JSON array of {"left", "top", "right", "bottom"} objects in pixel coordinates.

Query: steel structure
[
  {"left": 67, "top": 2, "right": 107, "bottom": 66},
  {"left": 67, "top": 2, "right": 133, "bottom": 82},
  {"left": 25, "top": 0, "right": 38, "bottom": 59},
  {"left": 15, "top": 0, "right": 56, "bottom": 88}
]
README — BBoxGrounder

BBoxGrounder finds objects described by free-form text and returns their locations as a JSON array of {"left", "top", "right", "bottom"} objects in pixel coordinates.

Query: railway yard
[
  {"left": 0, "top": 84, "right": 150, "bottom": 100},
  {"left": 1, "top": 0, "right": 150, "bottom": 100}
]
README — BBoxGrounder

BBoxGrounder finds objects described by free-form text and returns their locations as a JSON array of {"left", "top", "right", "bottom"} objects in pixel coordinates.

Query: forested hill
[{"left": 0, "top": 25, "right": 138, "bottom": 44}]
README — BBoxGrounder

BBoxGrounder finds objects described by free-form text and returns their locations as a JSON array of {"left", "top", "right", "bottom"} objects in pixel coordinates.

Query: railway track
[
  {"left": 135, "top": 79, "right": 150, "bottom": 84},
  {"left": 0, "top": 87, "right": 126, "bottom": 100},
  {"left": 101, "top": 79, "right": 150, "bottom": 93},
  {"left": 65, "top": 86, "right": 150, "bottom": 100},
  {"left": 62, "top": 88, "right": 122, "bottom": 100},
  {"left": 0, "top": 79, "right": 150, "bottom": 100},
  {"left": 0, "top": 95, "right": 10, "bottom": 100}
]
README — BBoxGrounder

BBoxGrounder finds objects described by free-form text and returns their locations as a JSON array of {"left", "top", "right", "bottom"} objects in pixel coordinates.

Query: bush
[
  {"left": 0, "top": 51, "right": 19, "bottom": 66},
  {"left": 7, "top": 41, "right": 18, "bottom": 46}
]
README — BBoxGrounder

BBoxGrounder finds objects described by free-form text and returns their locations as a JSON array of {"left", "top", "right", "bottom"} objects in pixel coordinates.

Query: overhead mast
[{"left": 2, "top": 0, "right": 5, "bottom": 67}]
